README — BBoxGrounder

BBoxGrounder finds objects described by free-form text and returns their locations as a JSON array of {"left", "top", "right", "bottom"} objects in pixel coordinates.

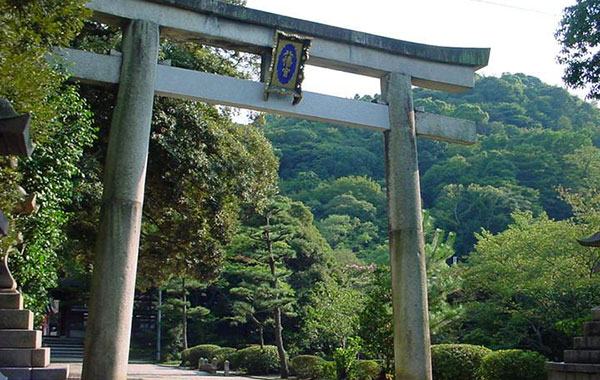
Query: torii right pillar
[{"left": 382, "top": 72, "right": 432, "bottom": 380}]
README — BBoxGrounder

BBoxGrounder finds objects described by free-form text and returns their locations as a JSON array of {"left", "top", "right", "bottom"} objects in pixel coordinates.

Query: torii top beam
[{"left": 86, "top": 0, "right": 490, "bottom": 92}]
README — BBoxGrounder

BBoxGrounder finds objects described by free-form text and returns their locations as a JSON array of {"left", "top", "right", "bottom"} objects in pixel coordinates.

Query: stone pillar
[
  {"left": 381, "top": 72, "right": 432, "bottom": 380},
  {"left": 82, "top": 19, "right": 159, "bottom": 380}
]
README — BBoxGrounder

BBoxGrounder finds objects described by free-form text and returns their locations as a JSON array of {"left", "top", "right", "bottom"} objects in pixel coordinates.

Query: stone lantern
[
  {"left": 546, "top": 234, "right": 600, "bottom": 380},
  {"left": 0, "top": 98, "right": 68, "bottom": 380},
  {"left": 0, "top": 99, "right": 33, "bottom": 158}
]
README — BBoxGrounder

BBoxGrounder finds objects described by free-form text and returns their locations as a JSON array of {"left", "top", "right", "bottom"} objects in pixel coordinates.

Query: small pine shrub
[
  {"left": 181, "top": 344, "right": 221, "bottom": 367},
  {"left": 479, "top": 349, "right": 547, "bottom": 380},
  {"left": 233, "top": 345, "right": 281, "bottom": 374},
  {"left": 356, "top": 360, "right": 380, "bottom": 380},
  {"left": 431, "top": 344, "right": 492, "bottom": 380},
  {"left": 291, "top": 355, "right": 326, "bottom": 379}
]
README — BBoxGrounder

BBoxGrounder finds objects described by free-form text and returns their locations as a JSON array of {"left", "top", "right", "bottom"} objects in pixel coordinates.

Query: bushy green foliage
[
  {"left": 214, "top": 347, "right": 237, "bottom": 367},
  {"left": 266, "top": 73, "right": 600, "bottom": 256},
  {"left": 232, "top": 345, "right": 281, "bottom": 374},
  {"left": 464, "top": 212, "right": 600, "bottom": 358},
  {"left": 333, "top": 338, "right": 361, "bottom": 380},
  {"left": 300, "top": 275, "right": 365, "bottom": 355},
  {"left": 556, "top": 0, "right": 600, "bottom": 99},
  {"left": 291, "top": 355, "right": 326, "bottom": 379},
  {"left": 431, "top": 344, "right": 492, "bottom": 380},
  {"left": 479, "top": 349, "right": 547, "bottom": 380},
  {"left": 317, "top": 361, "right": 337, "bottom": 380},
  {"left": 0, "top": 0, "right": 94, "bottom": 316},
  {"left": 358, "top": 268, "right": 393, "bottom": 369},
  {"left": 356, "top": 360, "right": 380, "bottom": 380},
  {"left": 137, "top": 98, "right": 279, "bottom": 287},
  {"left": 181, "top": 344, "right": 221, "bottom": 367}
]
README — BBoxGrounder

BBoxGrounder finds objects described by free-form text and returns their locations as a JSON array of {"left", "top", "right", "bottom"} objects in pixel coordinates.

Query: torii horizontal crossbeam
[
  {"left": 53, "top": 48, "right": 476, "bottom": 145},
  {"left": 86, "top": 0, "right": 489, "bottom": 93}
]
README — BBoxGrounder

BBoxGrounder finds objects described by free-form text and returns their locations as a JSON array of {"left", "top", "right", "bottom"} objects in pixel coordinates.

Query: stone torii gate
[{"left": 56, "top": 1, "right": 489, "bottom": 380}]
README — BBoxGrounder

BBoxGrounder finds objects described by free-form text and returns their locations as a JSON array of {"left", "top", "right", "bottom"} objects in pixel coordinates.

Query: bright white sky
[{"left": 246, "top": 0, "right": 580, "bottom": 99}]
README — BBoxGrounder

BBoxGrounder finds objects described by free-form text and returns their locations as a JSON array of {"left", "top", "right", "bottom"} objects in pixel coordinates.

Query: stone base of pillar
[
  {"left": 0, "top": 291, "right": 68, "bottom": 380},
  {"left": 547, "top": 308, "right": 600, "bottom": 380}
]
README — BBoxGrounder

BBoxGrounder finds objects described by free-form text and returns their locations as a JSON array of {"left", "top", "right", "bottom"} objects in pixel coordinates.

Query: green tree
[
  {"left": 317, "top": 214, "right": 378, "bottom": 253},
  {"left": 228, "top": 196, "right": 305, "bottom": 378},
  {"left": 0, "top": 0, "right": 94, "bottom": 313},
  {"left": 358, "top": 267, "right": 394, "bottom": 369},
  {"left": 462, "top": 212, "right": 600, "bottom": 359},
  {"left": 136, "top": 97, "right": 278, "bottom": 288},
  {"left": 160, "top": 278, "right": 210, "bottom": 358},
  {"left": 300, "top": 273, "right": 365, "bottom": 355},
  {"left": 556, "top": 0, "right": 600, "bottom": 99},
  {"left": 431, "top": 183, "right": 542, "bottom": 254}
]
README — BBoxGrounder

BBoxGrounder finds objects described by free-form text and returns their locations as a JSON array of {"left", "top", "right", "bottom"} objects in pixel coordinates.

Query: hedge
[
  {"left": 214, "top": 347, "right": 237, "bottom": 368},
  {"left": 431, "top": 344, "right": 492, "bottom": 380},
  {"left": 479, "top": 349, "right": 547, "bottom": 380},
  {"left": 181, "top": 344, "right": 221, "bottom": 368},
  {"left": 317, "top": 361, "right": 337, "bottom": 380},
  {"left": 356, "top": 360, "right": 380, "bottom": 380},
  {"left": 291, "top": 355, "right": 326, "bottom": 379},
  {"left": 231, "top": 345, "right": 281, "bottom": 374}
]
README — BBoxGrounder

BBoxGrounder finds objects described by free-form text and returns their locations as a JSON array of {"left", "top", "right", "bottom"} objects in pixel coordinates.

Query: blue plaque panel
[{"left": 265, "top": 31, "right": 312, "bottom": 105}]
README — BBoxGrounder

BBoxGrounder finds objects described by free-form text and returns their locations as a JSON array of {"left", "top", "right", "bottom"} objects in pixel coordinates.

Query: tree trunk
[
  {"left": 265, "top": 217, "right": 289, "bottom": 379},
  {"left": 274, "top": 306, "right": 289, "bottom": 378},
  {"left": 250, "top": 314, "right": 265, "bottom": 349},
  {"left": 182, "top": 277, "right": 188, "bottom": 350},
  {"left": 259, "top": 325, "right": 265, "bottom": 349}
]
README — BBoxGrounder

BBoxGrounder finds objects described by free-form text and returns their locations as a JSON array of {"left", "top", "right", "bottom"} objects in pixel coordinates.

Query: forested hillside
[{"left": 263, "top": 73, "right": 600, "bottom": 256}]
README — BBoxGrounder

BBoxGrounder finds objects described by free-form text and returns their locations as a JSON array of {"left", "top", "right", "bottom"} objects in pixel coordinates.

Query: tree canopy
[{"left": 556, "top": 0, "right": 600, "bottom": 99}]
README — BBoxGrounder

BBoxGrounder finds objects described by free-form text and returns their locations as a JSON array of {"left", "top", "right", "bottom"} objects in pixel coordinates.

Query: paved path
[{"left": 67, "top": 363, "right": 259, "bottom": 380}]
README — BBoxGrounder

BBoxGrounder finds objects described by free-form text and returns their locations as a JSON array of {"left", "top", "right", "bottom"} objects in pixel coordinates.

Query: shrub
[
  {"left": 233, "top": 345, "right": 281, "bottom": 374},
  {"left": 214, "top": 347, "right": 237, "bottom": 368},
  {"left": 356, "top": 360, "right": 380, "bottom": 380},
  {"left": 317, "top": 361, "right": 337, "bottom": 380},
  {"left": 181, "top": 344, "right": 221, "bottom": 367},
  {"left": 291, "top": 355, "right": 326, "bottom": 379},
  {"left": 431, "top": 344, "right": 492, "bottom": 380},
  {"left": 334, "top": 338, "right": 362, "bottom": 380},
  {"left": 479, "top": 349, "right": 547, "bottom": 380}
]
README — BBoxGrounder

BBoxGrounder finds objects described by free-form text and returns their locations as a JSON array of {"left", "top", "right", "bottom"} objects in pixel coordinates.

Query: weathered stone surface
[
  {"left": 548, "top": 362, "right": 600, "bottom": 374},
  {"left": 0, "top": 310, "right": 33, "bottom": 330},
  {"left": 565, "top": 350, "right": 600, "bottom": 364},
  {"left": 144, "top": 0, "right": 491, "bottom": 67},
  {"left": 85, "top": 0, "right": 488, "bottom": 92},
  {"left": 549, "top": 372, "right": 600, "bottom": 380},
  {"left": 0, "top": 330, "right": 41, "bottom": 349},
  {"left": 383, "top": 72, "right": 432, "bottom": 380},
  {"left": 585, "top": 322, "right": 600, "bottom": 337},
  {"left": 575, "top": 337, "right": 600, "bottom": 350},
  {"left": 0, "top": 348, "right": 50, "bottom": 367},
  {"left": 31, "top": 365, "right": 68, "bottom": 380},
  {"left": 592, "top": 308, "right": 600, "bottom": 322},
  {"left": 0, "top": 368, "right": 31, "bottom": 380},
  {"left": 0, "top": 294, "right": 22, "bottom": 310},
  {"left": 81, "top": 19, "right": 159, "bottom": 380},
  {"left": 30, "top": 349, "right": 50, "bottom": 368}
]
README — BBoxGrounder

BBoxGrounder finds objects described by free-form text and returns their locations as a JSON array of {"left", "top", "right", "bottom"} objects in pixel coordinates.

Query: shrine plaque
[{"left": 264, "top": 30, "right": 311, "bottom": 105}]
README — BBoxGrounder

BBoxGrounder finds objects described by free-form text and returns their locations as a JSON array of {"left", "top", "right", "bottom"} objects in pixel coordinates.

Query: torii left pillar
[{"left": 82, "top": 20, "right": 159, "bottom": 380}]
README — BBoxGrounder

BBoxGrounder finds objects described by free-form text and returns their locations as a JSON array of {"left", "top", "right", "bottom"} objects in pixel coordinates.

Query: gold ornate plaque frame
[{"left": 264, "top": 30, "right": 312, "bottom": 105}]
